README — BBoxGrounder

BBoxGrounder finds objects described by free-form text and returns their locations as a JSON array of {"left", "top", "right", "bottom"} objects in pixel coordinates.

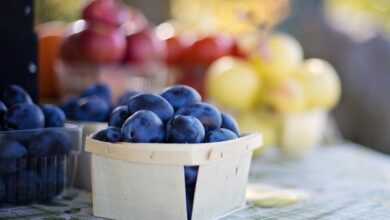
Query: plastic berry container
[
  {"left": 0, "top": 124, "right": 81, "bottom": 205},
  {"left": 56, "top": 61, "right": 171, "bottom": 101},
  {"left": 86, "top": 133, "right": 262, "bottom": 220}
]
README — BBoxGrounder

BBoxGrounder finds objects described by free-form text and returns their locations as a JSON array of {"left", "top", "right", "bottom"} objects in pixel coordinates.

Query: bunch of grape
[
  {"left": 206, "top": 32, "right": 341, "bottom": 156},
  {"left": 170, "top": 0, "right": 290, "bottom": 36}
]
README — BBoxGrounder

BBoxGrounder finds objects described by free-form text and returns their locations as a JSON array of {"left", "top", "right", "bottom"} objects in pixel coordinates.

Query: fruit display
[
  {"left": 56, "top": 0, "right": 168, "bottom": 100},
  {"left": 153, "top": 0, "right": 340, "bottom": 157},
  {"left": 0, "top": 85, "right": 80, "bottom": 205},
  {"left": 92, "top": 85, "right": 241, "bottom": 218},
  {"left": 204, "top": 32, "right": 341, "bottom": 157}
]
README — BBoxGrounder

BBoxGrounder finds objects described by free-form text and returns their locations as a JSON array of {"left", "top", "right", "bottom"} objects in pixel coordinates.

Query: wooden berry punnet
[{"left": 86, "top": 133, "right": 262, "bottom": 220}]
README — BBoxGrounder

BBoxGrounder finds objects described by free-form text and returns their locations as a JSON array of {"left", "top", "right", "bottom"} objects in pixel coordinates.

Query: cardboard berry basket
[
  {"left": 0, "top": 124, "right": 81, "bottom": 205},
  {"left": 86, "top": 133, "right": 262, "bottom": 220}
]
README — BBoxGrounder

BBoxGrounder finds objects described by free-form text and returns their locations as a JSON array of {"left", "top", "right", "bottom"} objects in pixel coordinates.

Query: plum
[
  {"left": 126, "top": 94, "right": 174, "bottom": 122},
  {"left": 93, "top": 127, "right": 122, "bottom": 143},
  {"left": 176, "top": 103, "right": 222, "bottom": 132},
  {"left": 28, "top": 130, "right": 72, "bottom": 156},
  {"left": 117, "top": 91, "right": 140, "bottom": 106},
  {"left": 161, "top": 85, "right": 201, "bottom": 110},
  {"left": 205, "top": 128, "right": 238, "bottom": 143},
  {"left": 167, "top": 115, "right": 205, "bottom": 143},
  {"left": 41, "top": 104, "right": 66, "bottom": 127},
  {"left": 221, "top": 113, "right": 240, "bottom": 136},
  {"left": 5, "top": 103, "right": 45, "bottom": 130},
  {"left": 80, "top": 83, "right": 112, "bottom": 105},
  {"left": 2, "top": 85, "right": 32, "bottom": 107},
  {"left": 108, "top": 105, "right": 130, "bottom": 128},
  {"left": 121, "top": 110, "right": 165, "bottom": 143}
]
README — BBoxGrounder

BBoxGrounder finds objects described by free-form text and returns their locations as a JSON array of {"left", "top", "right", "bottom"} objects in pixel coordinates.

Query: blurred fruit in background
[
  {"left": 170, "top": 0, "right": 290, "bottom": 35},
  {"left": 324, "top": 0, "right": 390, "bottom": 42},
  {"left": 124, "top": 28, "right": 166, "bottom": 65},
  {"left": 35, "top": 0, "right": 341, "bottom": 158},
  {"left": 238, "top": 109, "right": 280, "bottom": 150},
  {"left": 203, "top": 32, "right": 340, "bottom": 157},
  {"left": 60, "top": 0, "right": 129, "bottom": 66},
  {"left": 78, "top": 26, "right": 127, "bottom": 64},
  {"left": 183, "top": 36, "right": 237, "bottom": 67},
  {"left": 36, "top": 22, "right": 67, "bottom": 100},
  {"left": 82, "top": 0, "right": 129, "bottom": 27},
  {"left": 162, "top": 0, "right": 341, "bottom": 157},
  {"left": 35, "top": 0, "right": 88, "bottom": 24},
  {"left": 168, "top": 35, "right": 243, "bottom": 97},
  {"left": 123, "top": 7, "right": 149, "bottom": 35},
  {"left": 295, "top": 59, "right": 341, "bottom": 110},
  {"left": 263, "top": 78, "right": 305, "bottom": 114},
  {"left": 53, "top": 0, "right": 168, "bottom": 101},
  {"left": 207, "top": 57, "right": 261, "bottom": 111},
  {"left": 280, "top": 110, "right": 328, "bottom": 158},
  {"left": 165, "top": 36, "right": 193, "bottom": 66},
  {"left": 250, "top": 32, "right": 304, "bottom": 86}
]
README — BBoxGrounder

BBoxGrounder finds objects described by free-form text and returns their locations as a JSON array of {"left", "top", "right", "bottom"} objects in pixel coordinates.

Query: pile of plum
[
  {"left": 61, "top": 84, "right": 113, "bottom": 122},
  {"left": 93, "top": 85, "right": 240, "bottom": 143},
  {"left": 92, "top": 85, "right": 241, "bottom": 219},
  {"left": 0, "top": 85, "right": 73, "bottom": 205},
  {"left": 61, "top": 83, "right": 140, "bottom": 122}
]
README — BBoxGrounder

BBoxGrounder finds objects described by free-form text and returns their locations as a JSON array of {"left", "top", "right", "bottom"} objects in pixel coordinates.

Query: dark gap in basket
[
  {"left": 184, "top": 166, "right": 199, "bottom": 220},
  {"left": 47, "top": 157, "right": 57, "bottom": 200}
]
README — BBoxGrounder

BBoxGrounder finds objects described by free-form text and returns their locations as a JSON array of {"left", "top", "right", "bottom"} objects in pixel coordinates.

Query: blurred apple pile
[
  {"left": 53, "top": 0, "right": 169, "bottom": 101},
  {"left": 60, "top": 0, "right": 163, "bottom": 66}
]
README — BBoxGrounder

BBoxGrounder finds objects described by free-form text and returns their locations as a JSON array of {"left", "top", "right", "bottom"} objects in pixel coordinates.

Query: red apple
[
  {"left": 174, "top": 35, "right": 244, "bottom": 98},
  {"left": 60, "top": 32, "right": 85, "bottom": 64},
  {"left": 82, "top": 0, "right": 128, "bottom": 27},
  {"left": 165, "top": 36, "right": 193, "bottom": 66},
  {"left": 182, "top": 35, "right": 236, "bottom": 66},
  {"left": 123, "top": 7, "right": 149, "bottom": 35},
  {"left": 124, "top": 29, "right": 166, "bottom": 65},
  {"left": 78, "top": 25, "right": 126, "bottom": 64},
  {"left": 231, "top": 41, "right": 248, "bottom": 59}
]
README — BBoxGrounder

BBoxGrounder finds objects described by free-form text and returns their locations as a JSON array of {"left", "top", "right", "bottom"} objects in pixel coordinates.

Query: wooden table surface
[{"left": 2, "top": 143, "right": 390, "bottom": 220}]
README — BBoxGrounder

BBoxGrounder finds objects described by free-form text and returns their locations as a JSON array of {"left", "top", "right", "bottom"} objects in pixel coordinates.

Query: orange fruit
[{"left": 37, "top": 22, "right": 66, "bottom": 99}]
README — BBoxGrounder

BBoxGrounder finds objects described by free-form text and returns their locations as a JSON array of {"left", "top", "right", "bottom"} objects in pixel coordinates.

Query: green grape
[
  {"left": 263, "top": 78, "right": 306, "bottom": 113},
  {"left": 207, "top": 56, "right": 262, "bottom": 111},
  {"left": 250, "top": 32, "right": 304, "bottom": 86},
  {"left": 237, "top": 109, "right": 281, "bottom": 156},
  {"left": 296, "top": 59, "right": 341, "bottom": 110}
]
